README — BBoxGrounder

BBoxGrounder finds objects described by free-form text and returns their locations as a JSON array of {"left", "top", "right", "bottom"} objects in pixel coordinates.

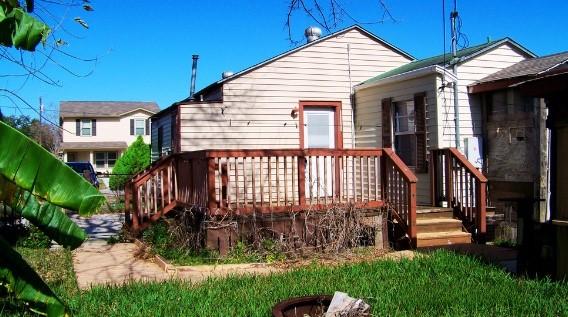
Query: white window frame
[
  {"left": 134, "top": 118, "right": 145, "bottom": 136},
  {"left": 81, "top": 119, "right": 92, "bottom": 136}
]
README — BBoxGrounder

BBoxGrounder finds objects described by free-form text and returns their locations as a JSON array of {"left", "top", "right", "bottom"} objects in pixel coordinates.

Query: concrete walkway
[{"left": 70, "top": 212, "right": 124, "bottom": 240}]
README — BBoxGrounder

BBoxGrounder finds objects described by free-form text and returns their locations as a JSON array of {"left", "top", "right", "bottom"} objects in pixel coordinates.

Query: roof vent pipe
[
  {"left": 305, "top": 26, "right": 322, "bottom": 43},
  {"left": 190, "top": 54, "right": 199, "bottom": 98},
  {"left": 222, "top": 71, "right": 234, "bottom": 79}
]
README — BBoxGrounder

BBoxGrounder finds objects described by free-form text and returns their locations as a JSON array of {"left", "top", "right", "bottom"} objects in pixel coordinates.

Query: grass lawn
[{"left": 7, "top": 249, "right": 568, "bottom": 316}]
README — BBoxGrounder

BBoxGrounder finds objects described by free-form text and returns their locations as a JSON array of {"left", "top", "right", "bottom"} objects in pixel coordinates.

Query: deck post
[
  {"left": 380, "top": 152, "right": 388, "bottom": 202},
  {"left": 445, "top": 150, "right": 453, "bottom": 206},
  {"left": 477, "top": 180, "right": 487, "bottom": 243},
  {"left": 130, "top": 182, "right": 140, "bottom": 231},
  {"left": 430, "top": 151, "right": 437, "bottom": 206},
  {"left": 124, "top": 182, "right": 132, "bottom": 226},
  {"left": 207, "top": 157, "right": 218, "bottom": 214},
  {"left": 408, "top": 181, "right": 417, "bottom": 247},
  {"left": 298, "top": 154, "right": 306, "bottom": 207}
]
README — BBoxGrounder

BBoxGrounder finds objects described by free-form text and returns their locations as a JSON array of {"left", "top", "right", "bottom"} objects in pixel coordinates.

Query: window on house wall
[
  {"left": 135, "top": 119, "right": 145, "bottom": 135},
  {"left": 94, "top": 151, "right": 118, "bottom": 169},
  {"left": 81, "top": 119, "right": 92, "bottom": 136},
  {"left": 394, "top": 100, "right": 417, "bottom": 167},
  {"left": 67, "top": 152, "right": 76, "bottom": 162}
]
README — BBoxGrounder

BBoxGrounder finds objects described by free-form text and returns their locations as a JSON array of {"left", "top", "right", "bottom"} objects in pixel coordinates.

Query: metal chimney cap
[
  {"left": 222, "top": 71, "right": 234, "bottom": 79},
  {"left": 305, "top": 26, "right": 322, "bottom": 43}
]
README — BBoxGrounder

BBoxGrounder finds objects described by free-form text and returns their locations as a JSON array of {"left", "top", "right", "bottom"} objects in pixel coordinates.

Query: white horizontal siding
[
  {"left": 354, "top": 74, "right": 439, "bottom": 149},
  {"left": 179, "top": 28, "right": 411, "bottom": 152}
]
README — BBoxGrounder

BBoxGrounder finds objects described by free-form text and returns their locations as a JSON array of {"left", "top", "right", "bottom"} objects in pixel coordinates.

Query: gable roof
[
  {"left": 182, "top": 25, "right": 414, "bottom": 103},
  {"left": 360, "top": 38, "right": 536, "bottom": 86},
  {"left": 474, "top": 51, "right": 568, "bottom": 84},
  {"left": 60, "top": 101, "right": 159, "bottom": 118},
  {"left": 468, "top": 51, "right": 568, "bottom": 93}
]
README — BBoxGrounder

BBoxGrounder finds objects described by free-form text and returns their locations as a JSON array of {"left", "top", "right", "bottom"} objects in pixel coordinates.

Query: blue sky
[{"left": 1, "top": 0, "right": 567, "bottom": 118}]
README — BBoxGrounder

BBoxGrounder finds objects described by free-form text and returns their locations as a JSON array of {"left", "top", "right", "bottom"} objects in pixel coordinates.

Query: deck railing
[
  {"left": 430, "top": 147, "right": 487, "bottom": 241},
  {"left": 125, "top": 148, "right": 417, "bottom": 244}
]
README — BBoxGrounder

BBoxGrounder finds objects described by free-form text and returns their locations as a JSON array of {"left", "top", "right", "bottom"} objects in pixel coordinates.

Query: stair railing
[{"left": 430, "top": 148, "right": 487, "bottom": 242}]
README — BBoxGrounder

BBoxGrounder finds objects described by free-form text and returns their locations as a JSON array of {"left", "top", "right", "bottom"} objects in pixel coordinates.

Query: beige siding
[
  {"left": 179, "top": 28, "right": 411, "bottom": 152},
  {"left": 354, "top": 74, "right": 438, "bottom": 205},
  {"left": 61, "top": 110, "right": 153, "bottom": 145},
  {"left": 438, "top": 43, "right": 529, "bottom": 148},
  {"left": 354, "top": 74, "right": 439, "bottom": 149}
]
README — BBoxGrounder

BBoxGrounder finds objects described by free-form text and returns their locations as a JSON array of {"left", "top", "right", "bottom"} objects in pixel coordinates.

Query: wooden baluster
[
  {"left": 259, "top": 157, "right": 264, "bottom": 207},
  {"left": 374, "top": 156, "right": 379, "bottom": 201},
  {"left": 315, "top": 156, "right": 320, "bottom": 205},
  {"left": 251, "top": 157, "right": 256, "bottom": 210},
  {"left": 323, "top": 156, "right": 328, "bottom": 205},
  {"left": 298, "top": 154, "right": 306, "bottom": 207},
  {"left": 284, "top": 156, "right": 288, "bottom": 206},
  {"left": 359, "top": 156, "right": 363, "bottom": 202},
  {"left": 465, "top": 172, "right": 470, "bottom": 221},
  {"left": 276, "top": 156, "right": 280, "bottom": 206},
  {"left": 351, "top": 156, "right": 356, "bottom": 202},
  {"left": 243, "top": 157, "right": 248, "bottom": 208},
  {"left": 226, "top": 158, "right": 232, "bottom": 209},
  {"left": 308, "top": 156, "right": 313, "bottom": 205},
  {"left": 367, "top": 156, "right": 371, "bottom": 203},
  {"left": 217, "top": 158, "right": 223, "bottom": 209},
  {"left": 153, "top": 174, "right": 158, "bottom": 216},
  {"left": 207, "top": 157, "right": 217, "bottom": 214},
  {"left": 268, "top": 156, "right": 272, "bottom": 207},
  {"left": 160, "top": 169, "right": 165, "bottom": 209},
  {"left": 235, "top": 157, "right": 240, "bottom": 208},
  {"left": 291, "top": 156, "right": 296, "bottom": 205}
]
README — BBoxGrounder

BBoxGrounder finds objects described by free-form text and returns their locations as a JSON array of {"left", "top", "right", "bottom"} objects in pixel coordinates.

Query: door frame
[{"left": 299, "top": 100, "right": 343, "bottom": 149}]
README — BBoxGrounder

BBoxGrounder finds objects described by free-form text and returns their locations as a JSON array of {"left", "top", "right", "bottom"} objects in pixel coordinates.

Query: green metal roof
[{"left": 361, "top": 38, "right": 533, "bottom": 85}]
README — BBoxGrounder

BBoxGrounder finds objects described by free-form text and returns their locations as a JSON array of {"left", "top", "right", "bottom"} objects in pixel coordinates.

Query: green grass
[{"left": 64, "top": 251, "right": 568, "bottom": 317}]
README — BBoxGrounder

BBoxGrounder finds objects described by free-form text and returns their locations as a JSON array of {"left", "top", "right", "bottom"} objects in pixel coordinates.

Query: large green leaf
[
  {"left": 0, "top": 176, "right": 87, "bottom": 249},
  {"left": 0, "top": 236, "right": 68, "bottom": 317},
  {"left": 0, "top": 121, "right": 105, "bottom": 215},
  {"left": 0, "top": 2, "right": 49, "bottom": 51}
]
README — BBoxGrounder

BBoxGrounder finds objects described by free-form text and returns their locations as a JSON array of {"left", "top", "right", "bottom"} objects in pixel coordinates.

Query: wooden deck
[{"left": 125, "top": 148, "right": 418, "bottom": 245}]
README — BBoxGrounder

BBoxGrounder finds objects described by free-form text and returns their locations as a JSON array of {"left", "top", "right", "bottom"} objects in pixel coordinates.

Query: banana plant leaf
[
  {"left": 0, "top": 2, "right": 49, "bottom": 51},
  {"left": 0, "top": 176, "right": 86, "bottom": 249},
  {"left": 0, "top": 121, "right": 105, "bottom": 216},
  {"left": 0, "top": 236, "right": 68, "bottom": 317}
]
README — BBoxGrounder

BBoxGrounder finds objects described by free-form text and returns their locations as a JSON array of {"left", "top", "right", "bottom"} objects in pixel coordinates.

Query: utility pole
[{"left": 450, "top": 0, "right": 461, "bottom": 149}]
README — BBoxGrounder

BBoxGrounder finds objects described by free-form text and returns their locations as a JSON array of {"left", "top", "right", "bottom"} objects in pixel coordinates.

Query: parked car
[{"left": 65, "top": 162, "right": 100, "bottom": 188}]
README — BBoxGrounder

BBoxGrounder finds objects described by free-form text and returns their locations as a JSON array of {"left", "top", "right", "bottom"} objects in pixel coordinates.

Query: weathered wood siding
[
  {"left": 178, "top": 28, "right": 411, "bottom": 152},
  {"left": 437, "top": 43, "right": 530, "bottom": 148},
  {"left": 151, "top": 111, "right": 173, "bottom": 161}
]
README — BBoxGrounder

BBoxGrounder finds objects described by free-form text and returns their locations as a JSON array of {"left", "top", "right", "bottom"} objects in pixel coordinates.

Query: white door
[{"left": 304, "top": 108, "right": 335, "bottom": 198}]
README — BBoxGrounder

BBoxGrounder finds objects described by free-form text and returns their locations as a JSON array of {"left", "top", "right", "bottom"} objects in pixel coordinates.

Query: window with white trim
[
  {"left": 135, "top": 119, "right": 145, "bottom": 136},
  {"left": 393, "top": 100, "right": 416, "bottom": 167},
  {"left": 81, "top": 119, "right": 92, "bottom": 136},
  {"left": 94, "top": 151, "right": 118, "bottom": 169}
]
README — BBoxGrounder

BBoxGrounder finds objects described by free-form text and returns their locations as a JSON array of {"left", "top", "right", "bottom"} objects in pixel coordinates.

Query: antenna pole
[{"left": 450, "top": 0, "right": 461, "bottom": 149}]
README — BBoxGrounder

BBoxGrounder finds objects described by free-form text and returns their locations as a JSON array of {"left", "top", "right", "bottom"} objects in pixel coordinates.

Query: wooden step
[
  {"left": 417, "top": 218, "right": 463, "bottom": 233},
  {"left": 416, "top": 206, "right": 453, "bottom": 220},
  {"left": 416, "top": 231, "right": 472, "bottom": 247}
]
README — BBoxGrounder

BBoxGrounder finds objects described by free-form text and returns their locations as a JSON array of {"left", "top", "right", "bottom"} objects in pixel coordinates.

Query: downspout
[
  {"left": 451, "top": 1, "right": 461, "bottom": 149},
  {"left": 347, "top": 44, "right": 356, "bottom": 148}
]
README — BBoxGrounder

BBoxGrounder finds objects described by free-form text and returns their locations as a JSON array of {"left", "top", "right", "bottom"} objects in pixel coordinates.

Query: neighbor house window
[
  {"left": 81, "top": 119, "right": 92, "bottom": 136},
  {"left": 94, "top": 151, "right": 118, "bottom": 169},
  {"left": 135, "top": 119, "right": 145, "bottom": 135},
  {"left": 66, "top": 152, "right": 76, "bottom": 162}
]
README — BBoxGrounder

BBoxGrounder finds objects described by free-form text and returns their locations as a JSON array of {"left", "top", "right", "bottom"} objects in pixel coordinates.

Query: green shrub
[
  {"left": 16, "top": 224, "right": 52, "bottom": 249},
  {"left": 109, "top": 136, "right": 150, "bottom": 190}
]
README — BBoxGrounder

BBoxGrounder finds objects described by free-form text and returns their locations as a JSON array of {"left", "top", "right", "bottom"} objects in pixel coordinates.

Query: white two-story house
[{"left": 60, "top": 101, "right": 159, "bottom": 174}]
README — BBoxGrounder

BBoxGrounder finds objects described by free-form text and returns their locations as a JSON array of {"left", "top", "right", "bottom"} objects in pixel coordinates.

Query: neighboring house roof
[
  {"left": 60, "top": 101, "right": 159, "bottom": 118},
  {"left": 60, "top": 141, "right": 128, "bottom": 150},
  {"left": 171, "top": 25, "right": 414, "bottom": 107},
  {"left": 471, "top": 51, "right": 568, "bottom": 87},
  {"left": 360, "top": 38, "right": 536, "bottom": 86}
]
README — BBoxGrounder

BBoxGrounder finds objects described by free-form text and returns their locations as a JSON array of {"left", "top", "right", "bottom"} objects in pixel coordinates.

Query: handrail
[
  {"left": 431, "top": 147, "right": 487, "bottom": 242},
  {"left": 382, "top": 148, "right": 417, "bottom": 246},
  {"left": 126, "top": 148, "right": 419, "bottom": 246}
]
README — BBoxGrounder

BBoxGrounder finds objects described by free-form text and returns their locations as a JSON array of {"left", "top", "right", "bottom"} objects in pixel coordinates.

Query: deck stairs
[{"left": 416, "top": 206, "right": 471, "bottom": 247}]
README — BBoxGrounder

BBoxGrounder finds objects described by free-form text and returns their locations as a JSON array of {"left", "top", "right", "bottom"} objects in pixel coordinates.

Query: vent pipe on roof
[
  {"left": 222, "top": 71, "right": 234, "bottom": 79},
  {"left": 305, "top": 26, "right": 322, "bottom": 43},
  {"left": 190, "top": 54, "right": 199, "bottom": 98}
]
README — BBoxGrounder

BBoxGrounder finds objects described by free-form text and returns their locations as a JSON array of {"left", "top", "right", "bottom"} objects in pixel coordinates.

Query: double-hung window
[
  {"left": 135, "top": 119, "right": 145, "bottom": 135},
  {"left": 394, "top": 100, "right": 416, "bottom": 167},
  {"left": 81, "top": 119, "right": 92, "bottom": 136}
]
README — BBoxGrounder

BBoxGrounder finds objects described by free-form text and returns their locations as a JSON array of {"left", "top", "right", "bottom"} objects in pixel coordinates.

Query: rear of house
[
  {"left": 353, "top": 38, "right": 535, "bottom": 206},
  {"left": 150, "top": 25, "right": 413, "bottom": 160}
]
